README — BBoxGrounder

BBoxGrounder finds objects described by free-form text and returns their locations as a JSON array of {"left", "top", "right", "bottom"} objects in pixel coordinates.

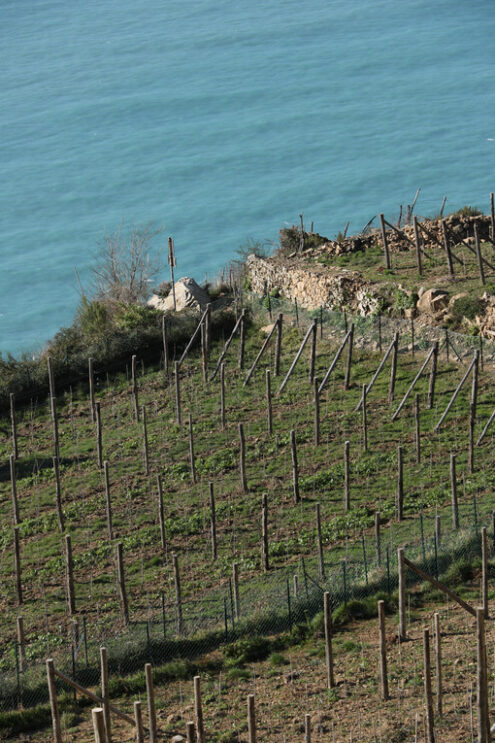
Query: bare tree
[{"left": 91, "top": 223, "right": 163, "bottom": 304}]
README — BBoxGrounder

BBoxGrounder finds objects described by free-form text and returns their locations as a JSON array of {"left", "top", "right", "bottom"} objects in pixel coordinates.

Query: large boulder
[
  {"left": 416, "top": 288, "right": 449, "bottom": 315},
  {"left": 148, "top": 277, "right": 210, "bottom": 312}
]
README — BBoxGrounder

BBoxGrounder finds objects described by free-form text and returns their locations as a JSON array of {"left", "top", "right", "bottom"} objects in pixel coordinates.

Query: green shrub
[
  {"left": 455, "top": 205, "right": 483, "bottom": 217},
  {"left": 451, "top": 296, "right": 483, "bottom": 322}
]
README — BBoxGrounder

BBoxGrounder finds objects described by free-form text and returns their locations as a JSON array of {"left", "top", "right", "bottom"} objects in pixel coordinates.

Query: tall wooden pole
[
  {"left": 324, "top": 591, "right": 335, "bottom": 688},
  {"left": 65, "top": 533, "right": 76, "bottom": 616},
  {"left": 291, "top": 430, "right": 299, "bottom": 504},
  {"left": 378, "top": 599, "right": 389, "bottom": 700},
  {"left": 104, "top": 461, "right": 113, "bottom": 541},
  {"left": 10, "top": 393, "right": 18, "bottom": 459},
  {"left": 261, "top": 494, "right": 269, "bottom": 572},
  {"left": 209, "top": 482, "right": 217, "bottom": 561},
  {"left": 423, "top": 628, "right": 435, "bottom": 743},
  {"left": 116, "top": 542, "right": 129, "bottom": 626}
]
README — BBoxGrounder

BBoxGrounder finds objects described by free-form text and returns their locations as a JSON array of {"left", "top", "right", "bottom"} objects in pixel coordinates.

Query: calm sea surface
[{"left": 2, "top": 0, "right": 494, "bottom": 355}]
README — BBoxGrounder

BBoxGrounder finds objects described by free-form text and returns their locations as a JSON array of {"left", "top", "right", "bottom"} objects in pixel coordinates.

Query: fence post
[
  {"left": 291, "top": 430, "right": 299, "bottom": 504},
  {"left": 233, "top": 563, "right": 240, "bottom": 619},
  {"left": 193, "top": 675, "right": 205, "bottom": 743},
  {"left": 398, "top": 547, "right": 406, "bottom": 639},
  {"left": 65, "top": 533, "right": 75, "bottom": 616},
  {"left": 188, "top": 412, "right": 196, "bottom": 484},
  {"left": 247, "top": 694, "right": 256, "bottom": 743},
  {"left": 116, "top": 542, "right": 129, "bottom": 626},
  {"left": 95, "top": 401, "right": 103, "bottom": 470},
  {"left": 482, "top": 527, "right": 489, "bottom": 619},
  {"left": 46, "top": 659, "right": 62, "bottom": 743},
  {"left": 261, "top": 494, "right": 269, "bottom": 572},
  {"left": 220, "top": 362, "right": 226, "bottom": 430},
  {"left": 131, "top": 355, "right": 139, "bottom": 421},
  {"left": 314, "top": 377, "right": 320, "bottom": 445},
  {"left": 477, "top": 607, "right": 491, "bottom": 743},
  {"left": 239, "top": 423, "right": 248, "bottom": 493},
  {"left": 142, "top": 405, "right": 149, "bottom": 476},
  {"left": 450, "top": 453, "right": 459, "bottom": 529},
  {"left": 427, "top": 341, "right": 438, "bottom": 409},
  {"left": 379, "top": 213, "right": 391, "bottom": 269},
  {"left": 375, "top": 511, "right": 381, "bottom": 567},
  {"left": 344, "top": 440, "right": 350, "bottom": 511},
  {"left": 274, "top": 313, "right": 283, "bottom": 376},
  {"left": 434, "top": 612, "right": 442, "bottom": 716},
  {"left": 362, "top": 383, "right": 368, "bottom": 452},
  {"left": 397, "top": 445, "right": 404, "bottom": 521},
  {"left": 10, "top": 392, "right": 18, "bottom": 459},
  {"left": 378, "top": 599, "right": 389, "bottom": 700},
  {"left": 388, "top": 332, "right": 399, "bottom": 403},
  {"left": 414, "top": 393, "right": 420, "bottom": 464},
  {"left": 316, "top": 503, "right": 325, "bottom": 578},
  {"left": 134, "top": 701, "right": 145, "bottom": 743},
  {"left": 91, "top": 708, "right": 107, "bottom": 743},
  {"left": 324, "top": 591, "right": 335, "bottom": 688},
  {"left": 423, "top": 628, "right": 435, "bottom": 743},
  {"left": 100, "top": 647, "right": 111, "bottom": 743},
  {"left": 53, "top": 456, "right": 64, "bottom": 533},
  {"left": 266, "top": 369, "right": 273, "bottom": 435},
  {"left": 174, "top": 361, "right": 182, "bottom": 425},
  {"left": 173, "top": 553, "right": 184, "bottom": 634},
  {"left": 344, "top": 323, "right": 354, "bottom": 390},
  {"left": 145, "top": 663, "right": 158, "bottom": 743},
  {"left": 156, "top": 474, "right": 165, "bottom": 551}
]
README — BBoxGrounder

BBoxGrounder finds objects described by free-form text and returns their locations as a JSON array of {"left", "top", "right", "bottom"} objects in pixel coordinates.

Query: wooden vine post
[
  {"left": 290, "top": 430, "right": 299, "bottom": 504},
  {"left": 103, "top": 461, "right": 113, "bottom": 540},
  {"left": 316, "top": 503, "right": 325, "bottom": 578},
  {"left": 141, "top": 405, "right": 149, "bottom": 476},
  {"left": 9, "top": 454, "right": 19, "bottom": 526},
  {"left": 134, "top": 701, "right": 145, "bottom": 743},
  {"left": 476, "top": 607, "right": 491, "bottom": 743},
  {"left": 266, "top": 369, "right": 273, "bottom": 435},
  {"left": 145, "top": 663, "right": 158, "bottom": 743},
  {"left": 188, "top": 413, "right": 196, "bottom": 484},
  {"left": 88, "top": 358, "right": 96, "bottom": 422},
  {"left": 10, "top": 393, "right": 18, "bottom": 459},
  {"left": 379, "top": 213, "right": 391, "bottom": 269},
  {"left": 17, "top": 615, "right": 26, "bottom": 672},
  {"left": 116, "top": 542, "right": 129, "bottom": 627},
  {"left": 428, "top": 341, "right": 438, "bottom": 409},
  {"left": 65, "top": 533, "right": 76, "bottom": 616},
  {"left": 474, "top": 222, "right": 486, "bottom": 285},
  {"left": 441, "top": 219, "right": 455, "bottom": 278},
  {"left": 209, "top": 482, "right": 217, "bottom": 561},
  {"left": 194, "top": 676, "right": 205, "bottom": 743},
  {"left": 344, "top": 441, "right": 350, "bottom": 511},
  {"left": 274, "top": 313, "right": 283, "bottom": 376},
  {"left": 388, "top": 332, "right": 399, "bottom": 403},
  {"left": 413, "top": 215, "right": 423, "bottom": 275},
  {"left": 324, "top": 591, "right": 335, "bottom": 688},
  {"left": 362, "top": 383, "right": 368, "bottom": 452},
  {"left": 277, "top": 320, "right": 317, "bottom": 395},
  {"left": 95, "top": 401, "right": 103, "bottom": 470},
  {"left": 220, "top": 362, "right": 226, "bottom": 429},
  {"left": 481, "top": 527, "right": 489, "bottom": 619},
  {"left": 50, "top": 395, "right": 60, "bottom": 460},
  {"left": 131, "top": 355, "right": 139, "bottom": 421},
  {"left": 261, "top": 494, "right": 269, "bottom": 572},
  {"left": 434, "top": 612, "right": 442, "bottom": 716},
  {"left": 185, "top": 721, "right": 195, "bottom": 743},
  {"left": 174, "top": 361, "right": 182, "bottom": 425},
  {"left": 414, "top": 393, "right": 420, "bottom": 464},
  {"left": 314, "top": 377, "right": 320, "bottom": 445},
  {"left": 172, "top": 553, "right": 184, "bottom": 634},
  {"left": 162, "top": 315, "right": 169, "bottom": 377},
  {"left": 156, "top": 474, "right": 166, "bottom": 551},
  {"left": 344, "top": 322, "right": 354, "bottom": 390},
  {"left": 398, "top": 547, "right": 406, "bottom": 639},
  {"left": 168, "top": 237, "right": 177, "bottom": 310},
  {"left": 450, "top": 453, "right": 459, "bottom": 529},
  {"left": 239, "top": 422, "right": 248, "bottom": 493},
  {"left": 238, "top": 310, "right": 246, "bottom": 370},
  {"left": 233, "top": 563, "right": 240, "bottom": 618},
  {"left": 53, "top": 456, "right": 64, "bottom": 532},
  {"left": 375, "top": 511, "right": 381, "bottom": 566},
  {"left": 247, "top": 694, "right": 256, "bottom": 743},
  {"left": 13, "top": 526, "right": 22, "bottom": 605},
  {"left": 92, "top": 707, "right": 106, "bottom": 743},
  {"left": 100, "top": 647, "right": 111, "bottom": 743},
  {"left": 423, "top": 628, "right": 435, "bottom": 743},
  {"left": 397, "top": 445, "right": 404, "bottom": 521},
  {"left": 46, "top": 658, "right": 62, "bottom": 743},
  {"left": 378, "top": 599, "right": 389, "bottom": 700},
  {"left": 309, "top": 319, "right": 317, "bottom": 383}
]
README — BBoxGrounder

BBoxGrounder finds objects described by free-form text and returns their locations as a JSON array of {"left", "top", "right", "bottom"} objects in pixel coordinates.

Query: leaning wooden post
[
  {"left": 423, "top": 628, "right": 435, "bottom": 743},
  {"left": 50, "top": 395, "right": 60, "bottom": 459},
  {"left": 103, "top": 461, "right": 113, "bottom": 541},
  {"left": 17, "top": 615, "right": 26, "bottom": 672},
  {"left": 100, "top": 647, "right": 111, "bottom": 743},
  {"left": 220, "top": 362, "right": 226, "bottom": 430},
  {"left": 209, "top": 482, "right": 217, "bottom": 561},
  {"left": 9, "top": 454, "right": 20, "bottom": 526},
  {"left": 413, "top": 215, "right": 423, "bottom": 275},
  {"left": 378, "top": 599, "right": 389, "bottom": 700},
  {"left": 162, "top": 315, "right": 169, "bottom": 377},
  {"left": 131, "top": 355, "right": 139, "bottom": 422},
  {"left": 398, "top": 547, "right": 406, "bottom": 639},
  {"left": 145, "top": 663, "right": 158, "bottom": 743},
  {"left": 474, "top": 222, "right": 485, "bottom": 286},
  {"left": 397, "top": 445, "right": 404, "bottom": 522},
  {"left": 188, "top": 413, "right": 196, "bottom": 484},
  {"left": 10, "top": 393, "right": 18, "bottom": 460},
  {"left": 172, "top": 553, "right": 183, "bottom": 633},
  {"left": 65, "top": 533, "right": 76, "bottom": 616},
  {"left": 46, "top": 659, "right": 62, "bottom": 743},
  {"left": 344, "top": 440, "right": 350, "bottom": 511},
  {"left": 324, "top": 591, "right": 335, "bottom": 688},
  {"left": 134, "top": 701, "right": 145, "bottom": 743},
  {"left": 194, "top": 676, "right": 205, "bottom": 743},
  {"left": 290, "top": 430, "right": 299, "bottom": 504},
  {"left": 427, "top": 341, "right": 438, "bottom": 410},
  {"left": 13, "top": 526, "right": 22, "bottom": 606},
  {"left": 344, "top": 323, "right": 354, "bottom": 390},
  {"left": 441, "top": 219, "right": 455, "bottom": 278},
  {"left": 450, "top": 453, "right": 459, "bottom": 529},
  {"left": 388, "top": 332, "right": 399, "bottom": 403},
  {"left": 362, "top": 383, "right": 368, "bottom": 452},
  {"left": 266, "top": 369, "right": 273, "bottom": 435},
  {"left": 274, "top": 313, "right": 283, "bottom": 376},
  {"left": 314, "top": 377, "right": 320, "bottom": 446},
  {"left": 89, "top": 358, "right": 96, "bottom": 422},
  {"left": 476, "top": 608, "right": 491, "bottom": 743},
  {"left": 261, "top": 494, "right": 269, "bottom": 572},
  {"left": 490, "top": 192, "right": 495, "bottom": 246},
  {"left": 156, "top": 474, "right": 166, "bottom": 551},
  {"left": 239, "top": 422, "right": 248, "bottom": 493},
  {"left": 434, "top": 612, "right": 442, "bottom": 717},
  {"left": 309, "top": 320, "right": 317, "bottom": 383},
  {"left": 53, "top": 456, "right": 64, "bottom": 532},
  {"left": 141, "top": 405, "right": 149, "bottom": 476},
  {"left": 95, "top": 401, "right": 103, "bottom": 470},
  {"left": 379, "top": 213, "right": 391, "bottom": 269},
  {"left": 482, "top": 527, "right": 489, "bottom": 619},
  {"left": 233, "top": 563, "right": 240, "bottom": 619},
  {"left": 414, "top": 393, "right": 421, "bottom": 464},
  {"left": 316, "top": 503, "right": 325, "bottom": 578},
  {"left": 174, "top": 361, "right": 182, "bottom": 425},
  {"left": 116, "top": 542, "right": 129, "bottom": 627},
  {"left": 278, "top": 320, "right": 318, "bottom": 395},
  {"left": 200, "top": 320, "right": 207, "bottom": 384},
  {"left": 375, "top": 511, "right": 381, "bottom": 567},
  {"left": 247, "top": 694, "right": 256, "bottom": 743}
]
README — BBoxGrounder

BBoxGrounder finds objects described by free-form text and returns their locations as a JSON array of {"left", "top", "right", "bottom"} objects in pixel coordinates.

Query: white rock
[{"left": 148, "top": 277, "right": 210, "bottom": 312}]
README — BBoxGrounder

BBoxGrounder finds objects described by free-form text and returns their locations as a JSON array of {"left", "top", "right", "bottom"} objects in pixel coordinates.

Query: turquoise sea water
[{"left": 2, "top": 0, "right": 494, "bottom": 356}]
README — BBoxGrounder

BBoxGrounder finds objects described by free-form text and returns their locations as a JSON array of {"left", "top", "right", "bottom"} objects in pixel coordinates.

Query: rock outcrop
[{"left": 148, "top": 277, "right": 210, "bottom": 312}]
